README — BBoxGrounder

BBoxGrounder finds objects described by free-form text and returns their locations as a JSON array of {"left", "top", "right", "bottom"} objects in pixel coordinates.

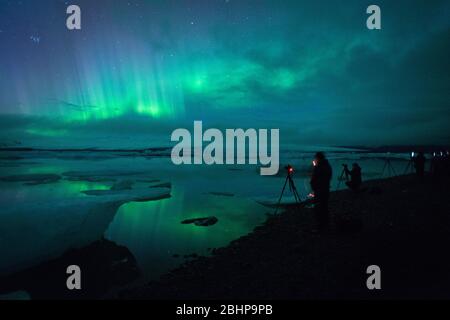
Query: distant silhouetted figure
[
  {"left": 431, "top": 151, "right": 450, "bottom": 182},
  {"left": 310, "top": 152, "right": 332, "bottom": 232},
  {"left": 344, "top": 163, "right": 362, "bottom": 191},
  {"left": 413, "top": 152, "right": 426, "bottom": 179}
]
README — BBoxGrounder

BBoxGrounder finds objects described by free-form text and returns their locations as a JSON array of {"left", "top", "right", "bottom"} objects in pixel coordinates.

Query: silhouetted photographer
[
  {"left": 413, "top": 152, "right": 426, "bottom": 179},
  {"left": 310, "top": 152, "right": 332, "bottom": 232},
  {"left": 343, "top": 163, "right": 362, "bottom": 191}
]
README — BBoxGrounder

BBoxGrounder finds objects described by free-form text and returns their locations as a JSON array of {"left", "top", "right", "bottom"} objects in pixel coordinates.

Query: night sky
[{"left": 0, "top": 0, "right": 449, "bottom": 147}]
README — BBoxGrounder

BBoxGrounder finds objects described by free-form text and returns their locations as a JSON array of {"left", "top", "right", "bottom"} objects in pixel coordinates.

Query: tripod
[
  {"left": 336, "top": 166, "right": 349, "bottom": 190},
  {"left": 274, "top": 167, "right": 302, "bottom": 215},
  {"left": 380, "top": 158, "right": 397, "bottom": 178}
]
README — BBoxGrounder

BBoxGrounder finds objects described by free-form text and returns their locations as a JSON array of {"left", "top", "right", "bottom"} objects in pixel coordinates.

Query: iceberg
[
  {"left": 0, "top": 187, "right": 171, "bottom": 276},
  {"left": 0, "top": 173, "right": 61, "bottom": 185},
  {"left": 61, "top": 170, "right": 156, "bottom": 183}
]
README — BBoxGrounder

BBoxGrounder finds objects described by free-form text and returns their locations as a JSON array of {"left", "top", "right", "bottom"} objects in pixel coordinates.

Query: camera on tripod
[
  {"left": 285, "top": 165, "right": 294, "bottom": 175},
  {"left": 274, "top": 164, "right": 301, "bottom": 214},
  {"left": 336, "top": 164, "right": 350, "bottom": 190}
]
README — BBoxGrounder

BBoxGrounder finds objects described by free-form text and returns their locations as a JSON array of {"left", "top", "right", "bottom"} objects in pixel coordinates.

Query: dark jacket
[
  {"left": 414, "top": 154, "right": 426, "bottom": 170},
  {"left": 345, "top": 165, "right": 362, "bottom": 185},
  {"left": 310, "top": 159, "right": 332, "bottom": 194}
]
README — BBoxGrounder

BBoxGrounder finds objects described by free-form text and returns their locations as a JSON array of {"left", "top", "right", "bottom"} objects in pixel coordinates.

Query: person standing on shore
[
  {"left": 310, "top": 152, "right": 332, "bottom": 232},
  {"left": 344, "top": 163, "right": 362, "bottom": 191},
  {"left": 413, "top": 152, "right": 426, "bottom": 180}
]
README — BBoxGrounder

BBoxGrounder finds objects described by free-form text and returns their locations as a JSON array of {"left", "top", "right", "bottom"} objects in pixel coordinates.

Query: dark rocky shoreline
[
  {"left": 0, "top": 239, "right": 140, "bottom": 299},
  {"left": 121, "top": 174, "right": 450, "bottom": 299}
]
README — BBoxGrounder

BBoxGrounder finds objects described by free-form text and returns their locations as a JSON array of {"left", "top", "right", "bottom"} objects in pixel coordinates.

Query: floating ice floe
[
  {"left": 62, "top": 170, "right": 155, "bottom": 182},
  {"left": 181, "top": 217, "right": 218, "bottom": 227},
  {"left": 207, "top": 192, "right": 234, "bottom": 197},
  {"left": 110, "top": 179, "right": 134, "bottom": 190},
  {"left": 0, "top": 173, "right": 61, "bottom": 185},
  {"left": 81, "top": 187, "right": 170, "bottom": 198},
  {"left": 0, "top": 187, "right": 171, "bottom": 277},
  {"left": 149, "top": 182, "right": 172, "bottom": 189}
]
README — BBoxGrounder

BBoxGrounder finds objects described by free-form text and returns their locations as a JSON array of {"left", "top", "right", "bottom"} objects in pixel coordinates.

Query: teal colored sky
[{"left": 0, "top": 0, "right": 449, "bottom": 147}]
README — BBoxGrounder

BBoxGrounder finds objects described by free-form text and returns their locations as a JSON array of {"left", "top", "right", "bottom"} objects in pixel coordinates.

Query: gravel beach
[{"left": 122, "top": 174, "right": 450, "bottom": 299}]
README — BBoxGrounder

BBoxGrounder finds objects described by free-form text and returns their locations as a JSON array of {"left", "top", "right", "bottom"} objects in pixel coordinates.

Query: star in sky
[{"left": 30, "top": 35, "right": 40, "bottom": 44}]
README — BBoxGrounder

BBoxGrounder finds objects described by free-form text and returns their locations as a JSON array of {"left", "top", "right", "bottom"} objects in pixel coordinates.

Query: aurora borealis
[{"left": 0, "top": 0, "right": 449, "bottom": 147}]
